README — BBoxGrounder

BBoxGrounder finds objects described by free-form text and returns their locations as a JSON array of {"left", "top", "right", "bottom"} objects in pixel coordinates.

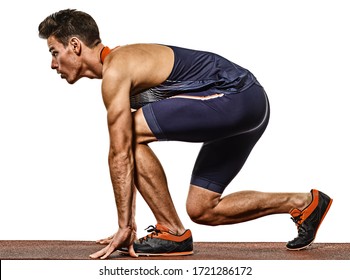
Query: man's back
[{"left": 105, "top": 44, "right": 257, "bottom": 109}]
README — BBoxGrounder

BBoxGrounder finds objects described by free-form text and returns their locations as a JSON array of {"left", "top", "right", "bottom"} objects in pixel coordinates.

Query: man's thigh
[
  {"left": 141, "top": 92, "right": 237, "bottom": 142},
  {"left": 133, "top": 109, "right": 158, "bottom": 144},
  {"left": 191, "top": 127, "right": 267, "bottom": 194}
]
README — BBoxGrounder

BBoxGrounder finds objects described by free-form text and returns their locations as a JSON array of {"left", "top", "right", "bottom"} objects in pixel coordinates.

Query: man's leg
[
  {"left": 132, "top": 108, "right": 186, "bottom": 235},
  {"left": 110, "top": 108, "right": 193, "bottom": 256},
  {"left": 186, "top": 185, "right": 332, "bottom": 250},
  {"left": 185, "top": 128, "right": 312, "bottom": 225},
  {"left": 185, "top": 124, "right": 332, "bottom": 250},
  {"left": 186, "top": 185, "right": 311, "bottom": 225}
]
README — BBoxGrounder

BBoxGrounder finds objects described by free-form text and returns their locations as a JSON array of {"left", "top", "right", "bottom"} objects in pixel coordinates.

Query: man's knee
[
  {"left": 186, "top": 202, "right": 219, "bottom": 225},
  {"left": 186, "top": 188, "right": 221, "bottom": 226}
]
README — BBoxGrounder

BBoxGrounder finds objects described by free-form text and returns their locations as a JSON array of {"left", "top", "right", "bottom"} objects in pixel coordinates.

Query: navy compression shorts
[{"left": 142, "top": 83, "right": 270, "bottom": 194}]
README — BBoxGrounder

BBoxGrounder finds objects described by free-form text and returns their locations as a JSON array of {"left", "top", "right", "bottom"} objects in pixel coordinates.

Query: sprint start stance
[{"left": 38, "top": 9, "right": 333, "bottom": 259}]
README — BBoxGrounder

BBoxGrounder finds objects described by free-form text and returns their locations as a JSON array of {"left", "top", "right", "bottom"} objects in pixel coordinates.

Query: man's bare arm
[{"left": 90, "top": 67, "right": 137, "bottom": 259}]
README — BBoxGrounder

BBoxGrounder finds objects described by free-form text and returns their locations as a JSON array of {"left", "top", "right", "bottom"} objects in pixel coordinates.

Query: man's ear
[{"left": 69, "top": 37, "right": 82, "bottom": 55}]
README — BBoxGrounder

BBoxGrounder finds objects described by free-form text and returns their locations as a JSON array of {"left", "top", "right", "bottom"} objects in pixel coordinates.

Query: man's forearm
[{"left": 108, "top": 149, "right": 135, "bottom": 229}]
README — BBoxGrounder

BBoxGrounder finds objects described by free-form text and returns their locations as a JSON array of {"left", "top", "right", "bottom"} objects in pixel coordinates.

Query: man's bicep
[
  {"left": 107, "top": 102, "right": 133, "bottom": 156},
  {"left": 101, "top": 66, "right": 135, "bottom": 155},
  {"left": 107, "top": 101, "right": 133, "bottom": 155}
]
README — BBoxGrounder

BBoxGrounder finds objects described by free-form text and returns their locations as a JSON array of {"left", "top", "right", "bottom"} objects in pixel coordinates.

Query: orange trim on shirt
[{"left": 100, "top": 46, "right": 111, "bottom": 63}]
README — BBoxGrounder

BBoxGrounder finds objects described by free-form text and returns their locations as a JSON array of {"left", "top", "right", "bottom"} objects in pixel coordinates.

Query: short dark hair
[{"left": 38, "top": 9, "right": 101, "bottom": 48}]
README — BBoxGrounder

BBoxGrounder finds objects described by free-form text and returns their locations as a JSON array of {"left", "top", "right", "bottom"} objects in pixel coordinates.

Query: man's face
[{"left": 47, "top": 36, "right": 82, "bottom": 84}]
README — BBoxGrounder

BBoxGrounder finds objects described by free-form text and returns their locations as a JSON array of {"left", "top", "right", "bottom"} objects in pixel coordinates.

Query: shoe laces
[
  {"left": 291, "top": 215, "right": 303, "bottom": 227},
  {"left": 290, "top": 215, "right": 309, "bottom": 238},
  {"left": 138, "top": 225, "right": 162, "bottom": 243}
]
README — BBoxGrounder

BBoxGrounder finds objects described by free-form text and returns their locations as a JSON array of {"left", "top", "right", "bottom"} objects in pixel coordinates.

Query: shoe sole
[
  {"left": 117, "top": 250, "right": 194, "bottom": 257},
  {"left": 286, "top": 195, "right": 333, "bottom": 251},
  {"left": 286, "top": 241, "right": 314, "bottom": 251}
]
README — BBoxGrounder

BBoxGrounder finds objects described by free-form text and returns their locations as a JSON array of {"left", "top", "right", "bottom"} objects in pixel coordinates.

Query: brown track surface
[{"left": 1, "top": 240, "right": 349, "bottom": 260}]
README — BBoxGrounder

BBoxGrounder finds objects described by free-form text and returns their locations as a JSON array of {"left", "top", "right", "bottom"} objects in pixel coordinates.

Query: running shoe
[
  {"left": 118, "top": 224, "right": 193, "bottom": 256},
  {"left": 286, "top": 189, "right": 333, "bottom": 250}
]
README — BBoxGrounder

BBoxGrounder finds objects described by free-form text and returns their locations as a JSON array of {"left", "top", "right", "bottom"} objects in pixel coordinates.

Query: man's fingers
[
  {"left": 96, "top": 234, "right": 114, "bottom": 244},
  {"left": 90, "top": 243, "right": 118, "bottom": 259},
  {"left": 100, "top": 244, "right": 119, "bottom": 260},
  {"left": 97, "top": 238, "right": 113, "bottom": 245},
  {"left": 89, "top": 246, "right": 109, "bottom": 259},
  {"left": 91, "top": 228, "right": 137, "bottom": 259},
  {"left": 90, "top": 243, "right": 137, "bottom": 259},
  {"left": 100, "top": 244, "right": 138, "bottom": 259}
]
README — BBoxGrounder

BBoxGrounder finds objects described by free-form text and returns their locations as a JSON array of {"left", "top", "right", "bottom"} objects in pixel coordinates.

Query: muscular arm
[
  {"left": 89, "top": 65, "right": 138, "bottom": 259},
  {"left": 104, "top": 67, "right": 136, "bottom": 230}
]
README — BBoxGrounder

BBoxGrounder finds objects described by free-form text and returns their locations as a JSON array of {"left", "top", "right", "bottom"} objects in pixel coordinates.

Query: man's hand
[
  {"left": 89, "top": 227, "right": 138, "bottom": 259},
  {"left": 95, "top": 233, "right": 115, "bottom": 245}
]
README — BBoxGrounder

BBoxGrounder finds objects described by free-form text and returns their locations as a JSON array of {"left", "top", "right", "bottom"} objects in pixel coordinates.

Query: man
[{"left": 38, "top": 9, "right": 333, "bottom": 259}]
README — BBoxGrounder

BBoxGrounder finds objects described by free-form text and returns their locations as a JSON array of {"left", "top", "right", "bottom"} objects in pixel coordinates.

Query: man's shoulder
[
  {"left": 104, "top": 44, "right": 169, "bottom": 66},
  {"left": 102, "top": 43, "right": 175, "bottom": 94},
  {"left": 114, "top": 43, "right": 171, "bottom": 53}
]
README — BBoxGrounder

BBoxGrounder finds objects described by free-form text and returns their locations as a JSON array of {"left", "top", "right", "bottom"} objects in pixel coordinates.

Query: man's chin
[{"left": 64, "top": 77, "right": 80, "bottom": 84}]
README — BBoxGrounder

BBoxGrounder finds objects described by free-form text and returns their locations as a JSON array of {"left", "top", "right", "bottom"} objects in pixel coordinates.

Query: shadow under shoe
[
  {"left": 286, "top": 189, "right": 333, "bottom": 250},
  {"left": 118, "top": 224, "right": 193, "bottom": 256}
]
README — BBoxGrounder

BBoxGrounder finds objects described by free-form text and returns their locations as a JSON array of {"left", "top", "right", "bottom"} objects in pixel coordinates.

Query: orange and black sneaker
[
  {"left": 286, "top": 189, "right": 333, "bottom": 250},
  {"left": 118, "top": 224, "right": 193, "bottom": 256}
]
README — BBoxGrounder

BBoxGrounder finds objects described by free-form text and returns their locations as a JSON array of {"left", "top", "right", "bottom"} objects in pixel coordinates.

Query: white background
[{"left": 0, "top": 0, "right": 349, "bottom": 244}]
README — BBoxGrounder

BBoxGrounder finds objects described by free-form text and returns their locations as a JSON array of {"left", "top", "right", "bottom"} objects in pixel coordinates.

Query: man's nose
[{"left": 51, "top": 58, "right": 58, "bottom": 70}]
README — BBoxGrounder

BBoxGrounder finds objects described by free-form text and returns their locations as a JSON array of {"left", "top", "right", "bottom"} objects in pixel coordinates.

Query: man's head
[
  {"left": 38, "top": 9, "right": 101, "bottom": 48},
  {"left": 38, "top": 9, "right": 102, "bottom": 84}
]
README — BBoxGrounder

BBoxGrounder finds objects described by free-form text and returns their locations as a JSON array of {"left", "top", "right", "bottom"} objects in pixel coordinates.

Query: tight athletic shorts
[{"left": 142, "top": 83, "right": 270, "bottom": 194}]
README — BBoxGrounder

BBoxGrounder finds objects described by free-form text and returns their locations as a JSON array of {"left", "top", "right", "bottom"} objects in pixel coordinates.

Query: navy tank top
[{"left": 130, "top": 45, "right": 258, "bottom": 109}]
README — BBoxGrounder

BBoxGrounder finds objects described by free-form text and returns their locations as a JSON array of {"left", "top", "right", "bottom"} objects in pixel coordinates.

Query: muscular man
[{"left": 38, "top": 9, "right": 333, "bottom": 259}]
